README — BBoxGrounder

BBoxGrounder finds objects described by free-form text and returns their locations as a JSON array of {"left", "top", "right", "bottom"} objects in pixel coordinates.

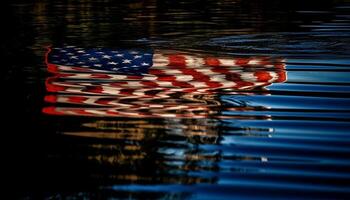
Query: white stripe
[
  {"left": 267, "top": 71, "right": 279, "bottom": 83},
  {"left": 133, "top": 91, "right": 148, "bottom": 96},
  {"left": 184, "top": 55, "right": 205, "bottom": 67},
  {"left": 152, "top": 53, "right": 170, "bottom": 66},
  {"left": 117, "top": 110, "right": 143, "bottom": 116},
  {"left": 66, "top": 88, "right": 86, "bottom": 94},
  {"left": 162, "top": 69, "right": 183, "bottom": 74},
  {"left": 126, "top": 81, "right": 145, "bottom": 87},
  {"left": 101, "top": 87, "right": 122, "bottom": 95},
  {"left": 218, "top": 81, "right": 237, "bottom": 88},
  {"left": 194, "top": 68, "right": 219, "bottom": 75},
  {"left": 155, "top": 81, "right": 176, "bottom": 87},
  {"left": 64, "top": 74, "right": 93, "bottom": 79},
  {"left": 57, "top": 65, "right": 111, "bottom": 73},
  {"left": 218, "top": 58, "right": 235, "bottom": 66},
  {"left": 56, "top": 96, "right": 66, "bottom": 103},
  {"left": 108, "top": 101, "right": 134, "bottom": 107},
  {"left": 153, "top": 113, "right": 177, "bottom": 118},
  {"left": 148, "top": 104, "right": 165, "bottom": 108},
  {"left": 83, "top": 97, "right": 99, "bottom": 105},
  {"left": 142, "top": 76, "right": 158, "bottom": 81},
  {"left": 66, "top": 110, "right": 80, "bottom": 115},
  {"left": 85, "top": 109, "right": 107, "bottom": 115},
  {"left": 247, "top": 59, "right": 260, "bottom": 65},
  {"left": 174, "top": 75, "right": 194, "bottom": 82},
  {"left": 240, "top": 72, "right": 258, "bottom": 82},
  {"left": 209, "top": 75, "right": 229, "bottom": 82},
  {"left": 163, "top": 105, "right": 189, "bottom": 110},
  {"left": 107, "top": 75, "right": 129, "bottom": 80},
  {"left": 190, "top": 81, "right": 210, "bottom": 88}
]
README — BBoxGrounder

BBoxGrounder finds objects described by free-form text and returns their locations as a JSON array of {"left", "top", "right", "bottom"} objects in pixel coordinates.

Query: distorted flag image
[{"left": 43, "top": 46, "right": 287, "bottom": 118}]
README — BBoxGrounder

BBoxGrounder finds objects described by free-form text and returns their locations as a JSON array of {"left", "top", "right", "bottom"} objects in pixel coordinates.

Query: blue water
[{"left": 3, "top": 0, "right": 350, "bottom": 199}]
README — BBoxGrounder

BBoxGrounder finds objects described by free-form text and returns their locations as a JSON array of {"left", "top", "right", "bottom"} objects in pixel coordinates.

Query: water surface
[{"left": 3, "top": 0, "right": 350, "bottom": 199}]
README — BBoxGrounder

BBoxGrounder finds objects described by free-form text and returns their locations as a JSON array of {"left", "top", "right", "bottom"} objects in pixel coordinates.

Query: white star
[
  {"left": 83, "top": 53, "right": 90, "bottom": 56},
  {"left": 108, "top": 62, "right": 118, "bottom": 65},
  {"left": 122, "top": 59, "right": 131, "bottom": 64},
  {"left": 116, "top": 54, "right": 124, "bottom": 57},
  {"left": 134, "top": 55, "right": 142, "bottom": 59},
  {"left": 102, "top": 55, "right": 112, "bottom": 59},
  {"left": 67, "top": 52, "right": 74, "bottom": 56},
  {"left": 77, "top": 61, "right": 85, "bottom": 64},
  {"left": 77, "top": 50, "right": 86, "bottom": 53},
  {"left": 96, "top": 51, "right": 104, "bottom": 54},
  {"left": 141, "top": 62, "right": 149, "bottom": 66},
  {"left": 112, "top": 68, "right": 119, "bottom": 71},
  {"left": 94, "top": 64, "right": 102, "bottom": 67},
  {"left": 131, "top": 65, "right": 139, "bottom": 68},
  {"left": 89, "top": 57, "right": 98, "bottom": 61},
  {"left": 111, "top": 51, "right": 119, "bottom": 53},
  {"left": 70, "top": 56, "right": 78, "bottom": 59},
  {"left": 130, "top": 51, "right": 139, "bottom": 54}
]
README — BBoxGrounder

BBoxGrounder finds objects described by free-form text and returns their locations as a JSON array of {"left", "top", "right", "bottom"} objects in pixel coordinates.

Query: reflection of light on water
[
  {"left": 65, "top": 118, "right": 222, "bottom": 142},
  {"left": 261, "top": 157, "right": 268, "bottom": 162},
  {"left": 60, "top": 117, "right": 277, "bottom": 170}
]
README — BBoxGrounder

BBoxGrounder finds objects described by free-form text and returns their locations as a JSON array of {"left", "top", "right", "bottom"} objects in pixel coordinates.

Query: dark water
[{"left": 3, "top": 0, "right": 350, "bottom": 199}]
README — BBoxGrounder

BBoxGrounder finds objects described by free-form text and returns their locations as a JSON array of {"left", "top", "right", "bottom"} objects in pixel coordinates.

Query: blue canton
[{"left": 48, "top": 46, "right": 154, "bottom": 75}]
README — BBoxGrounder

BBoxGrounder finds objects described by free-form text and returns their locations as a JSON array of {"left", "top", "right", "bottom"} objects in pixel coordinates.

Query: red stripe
[
  {"left": 171, "top": 81, "right": 194, "bottom": 88},
  {"left": 157, "top": 76, "right": 177, "bottom": 81},
  {"left": 47, "top": 64, "right": 59, "bottom": 73},
  {"left": 42, "top": 106, "right": 63, "bottom": 115},
  {"left": 235, "top": 58, "right": 250, "bottom": 65},
  {"left": 148, "top": 69, "right": 164, "bottom": 75},
  {"left": 74, "top": 109, "right": 94, "bottom": 115},
  {"left": 234, "top": 80, "right": 255, "bottom": 89},
  {"left": 95, "top": 98, "right": 113, "bottom": 105},
  {"left": 254, "top": 71, "right": 273, "bottom": 82},
  {"left": 119, "top": 88, "right": 135, "bottom": 96},
  {"left": 91, "top": 74, "right": 112, "bottom": 79},
  {"left": 67, "top": 96, "right": 88, "bottom": 104},
  {"left": 106, "top": 110, "right": 120, "bottom": 115},
  {"left": 45, "top": 77, "right": 67, "bottom": 92},
  {"left": 44, "top": 95, "right": 57, "bottom": 103},
  {"left": 168, "top": 54, "right": 186, "bottom": 67},
  {"left": 205, "top": 57, "right": 221, "bottom": 66},
  {"left": 276, "top": 70, "right": 287, "bottom": 82},
  {"left": 85, "top": 86, "right": 104, "bottom": 94},
  {"left": 140, "top": 80, "right": 159, "bottom": 87},
  {"left": 127, "top": 75, "right": 143, "bottom": 79}
]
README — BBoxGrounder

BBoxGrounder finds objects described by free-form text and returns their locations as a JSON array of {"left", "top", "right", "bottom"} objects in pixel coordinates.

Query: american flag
[{"left": 43, "top": 46, "right": 287, "bottom": 118}]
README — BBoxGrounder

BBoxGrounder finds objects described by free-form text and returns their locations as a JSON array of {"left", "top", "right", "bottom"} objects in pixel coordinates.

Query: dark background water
[{"left": 3, "top": 0, "right": 350, "bottom": 199}]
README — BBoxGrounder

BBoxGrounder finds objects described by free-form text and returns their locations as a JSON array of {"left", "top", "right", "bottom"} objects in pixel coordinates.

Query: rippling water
[{"left": 3, "top": 0, "right": 350, "bottom": 199}]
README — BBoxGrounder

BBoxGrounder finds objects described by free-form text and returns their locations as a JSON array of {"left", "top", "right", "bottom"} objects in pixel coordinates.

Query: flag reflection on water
[
  {"left": 43, "top": 46, "right": 287, "bottom": 118},
  {"left": 41, "top": 46, "right": 287, "bottom": 185}
]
